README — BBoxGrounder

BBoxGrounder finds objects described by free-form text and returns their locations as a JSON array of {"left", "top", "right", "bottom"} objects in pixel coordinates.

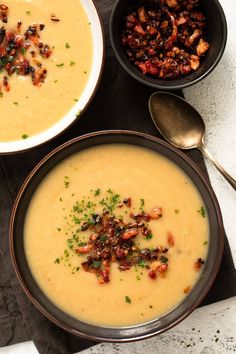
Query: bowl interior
[
  {"left": 110, "top": 0, "right": 227, "bottom": 90},
  {"left": 10, "top": 131, "right": 224, "bottom": 342},
  {"left": 0, "top": 0, "right": 104, "bottom": 154}
]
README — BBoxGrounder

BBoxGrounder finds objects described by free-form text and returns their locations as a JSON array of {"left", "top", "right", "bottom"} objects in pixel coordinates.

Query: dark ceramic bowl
[
  {"left": 10, "top": 130, "right": 224, "bottom": 342},
  {"left": 109, "top": 0, "right": 227, "bottom": 90}
]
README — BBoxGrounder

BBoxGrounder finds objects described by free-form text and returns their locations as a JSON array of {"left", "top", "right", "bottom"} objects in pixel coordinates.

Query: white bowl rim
[{"left": 0, "top": 0, "right": 104, "bottom": 154}]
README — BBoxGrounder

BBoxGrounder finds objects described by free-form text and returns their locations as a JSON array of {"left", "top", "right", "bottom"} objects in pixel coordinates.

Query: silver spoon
[{"left": 149, "top": 91, "right": 236, "bottom": 191}]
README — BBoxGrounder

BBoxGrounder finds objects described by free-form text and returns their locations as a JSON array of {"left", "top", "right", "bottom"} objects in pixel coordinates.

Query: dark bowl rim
[
  {"left": 9, "top": 130, "right": 224, "bottom": 342},
  {"left": 109, "top": 0, "right": 228, "bottom": 90},
  {"left": 0, "top": 0, "right": 105, "bottom": 156}
]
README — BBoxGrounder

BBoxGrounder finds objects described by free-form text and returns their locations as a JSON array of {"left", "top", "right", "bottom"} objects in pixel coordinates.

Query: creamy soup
[
  {"left": 24, "top": 144, "right": 209, "bottom": 326},
  {"left": 0, "top": 0, "right": 92, "bottom": 141}
]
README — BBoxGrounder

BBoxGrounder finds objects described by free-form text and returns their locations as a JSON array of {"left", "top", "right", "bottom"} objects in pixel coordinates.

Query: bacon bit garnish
[
  {"left": 158, "top": 263, "right": 168, "bottom": 273},
  {"left": 123, "top": 198, "right": 131, "bottom": 207},
  {"left": 32, "top": 67, "right": 47, "bottom": 86},
  {"left": 194, "top": 258, "right": 204, "bottom": 271},
  {"left": 167, "top": 232, "right": 175, "bottom": 246},
  {"left": 76, "top": 245, "right": 92, "bottom": 254},
  {"left": 122, "top": 228, "right": 138, "bottom": 240},
  {"left": 0, "top": 13, "right": 52, "bottom": 92},
  {"left": 149, "top": 207, "right": 163, "bottom": 219},
  {"left": 3, "top": 76, "right": 9, "bottom": 91},
  {"left": 71, "top": 205, "right": 170, "bottom": 284},
  {"left": 121, "top": 1, "right": 209, "bottom": 79},
  {"left": 51, "top": 13, "right": 60, "bottom": 22},
  {"left": 184, "top": 286, "right": 191, "bottom": 294},
  {"left": 0, "top": 4, "right": 8, "bottom": 23},
  {"left": 148, "top": 269, "right": 157, "bottom": 279}
]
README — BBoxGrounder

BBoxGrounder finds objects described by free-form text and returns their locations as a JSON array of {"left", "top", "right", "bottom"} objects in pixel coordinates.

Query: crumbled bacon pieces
[
  {"left": 194, "top": 257, "right": 204, "bottom": 271},
  {"left": 121, "top": 0, "right": 209, "bottom": 79},
  {"left": 0, "top": 7, "right": 53, "bottom": 91},
  {"left": 0, "top": 3, "right": 8, "bottom": 23},
  {"left": 51, "top": 13, "right": 60, "bottom": 22},
  {"left": 76, "top": 208, "right": 170, "bottom": 284}
]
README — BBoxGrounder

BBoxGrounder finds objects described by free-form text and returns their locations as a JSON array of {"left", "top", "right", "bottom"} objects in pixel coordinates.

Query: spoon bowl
[{"left": 149, "top": 92, "right": 236, "bottom": 191}]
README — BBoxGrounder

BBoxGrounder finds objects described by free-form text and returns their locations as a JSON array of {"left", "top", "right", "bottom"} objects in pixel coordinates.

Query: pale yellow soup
[
  {"left": 24, "top": 144, "right": 209, "bottom": 326},
  {"left": 0, "top": 0, "right": 92, "bottom": 141}
]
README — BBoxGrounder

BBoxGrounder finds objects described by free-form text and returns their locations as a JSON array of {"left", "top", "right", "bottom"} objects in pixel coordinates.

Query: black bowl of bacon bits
[{"left": 110, "top": 0, "right": 227, "bottom": 90}]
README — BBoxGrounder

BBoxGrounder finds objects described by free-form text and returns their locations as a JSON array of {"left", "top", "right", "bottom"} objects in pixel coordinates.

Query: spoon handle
[{"left": 199, "top": 142, "right": 236, "bottom": 191}]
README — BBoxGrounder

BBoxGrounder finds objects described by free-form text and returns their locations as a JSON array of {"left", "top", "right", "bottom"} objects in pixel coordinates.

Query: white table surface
[{"left": 1, "top": 0, "right": 236, "bottom": 352}]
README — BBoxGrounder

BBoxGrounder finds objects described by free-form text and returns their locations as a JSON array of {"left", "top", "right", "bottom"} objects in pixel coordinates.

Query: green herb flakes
[
  {"left": 57, "top": 227, "right": 61, "bottom": 232},
  {"left": 70, "top": 61, "right": 75, "bottom": 66},
  {"left": 145, "top": 233, "right": 153, "bottom": 240},
  {"left": 64, "top": 176, "right": 70, "bottom": 188},
  {"left": 26, "top": 10, "right": 31, "bottom": 15},
  {"left": 197, "top": 206, "right": 206, "bottom": 218},
  {"left": 13, "top": 102, "right": 18, "bottom": 105},
  {"left": 125, "top": 296, "right": 131, "bottom": 304},
  {"left": 203, "top": 241, "right": 208, "bottom": 245},
  {"left": 21, "top": 134, "right": 29, "bottom": 139},
  {"left": 140, "top": 198, "right": 145, "bottom": 211},
  {"left": 65, "top": 43, "right": 70, "bottom": 49},
  {"left": 94, "top": 188, "right": 101, "bottom": 196},
  {"left": 56, "top": 63, "right": 64, "bottom": 67},
  {"left": 54, "top": 258, "right": 60, "bottom": 264}
]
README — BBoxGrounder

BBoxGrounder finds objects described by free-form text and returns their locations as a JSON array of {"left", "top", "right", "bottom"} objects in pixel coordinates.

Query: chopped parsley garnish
[
  {"left": 54, "top": 258, "right": 60, "bottom": 264},
  {"left": 56, "top": 63, "right": 64, "bottom": 67},
  {"left": 70, "top": 61, "right": 75, "bottom": 66},
  {"left": 203, "top": 241, "right": 208, "bottom": 245},
  {"left": 94, "top": 188, "right": 101, "bottom": 196},
  {"left": 64, "top": 176, "right": 70, "bottom": 188},
  {"left": 57, "top": 227, "right": 61, "bottom": 232},
  {"left": 64, "top": 249, "right": 69, "bottom": 258},
  {"left": 13, "top": 101, "right": 18, "bottom": 105},
  {"left": 197, "top": 206, "right": 205, "bottom": 218},
  {"left": 0, "top": 92, "right": 3, "bottom": 98},
  {"left": 140, "top": 198, "right": 145, "bottom": 211},
  {"left": 26, "top": 10, "right": 31, "bottom": 15},
  {"left": 125, "top": 296, "right": 131, "bottom": 304},
  {"left": 54, "top": 80, "right": 58, "bottom": 83},
  {"left": 21, "top": 134, "right": 29, "bottom": 139},
  {"left": 138, "top": 259, "right": 147, "bottom": 268},
  {"left": 145, "top": 233, "right": 153, "bottom": 240},
  {"left": 65, "top": 43, "right": 70, "bottom": 49},
  {"left": 100, "top": 234, "right": 108, "bottom": 243},
  {"left": 73, "top": 98, "right": 78, "bottom": 102},
  {"left": 91, "top": 260, "right": 101, "bottom": 268}
]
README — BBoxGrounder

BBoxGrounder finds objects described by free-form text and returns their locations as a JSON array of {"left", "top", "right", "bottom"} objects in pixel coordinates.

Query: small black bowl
[
  {"left": 110, "top": 0, "right": 227, "bottom": 90},
  {"left": 10, "top": 130, "right": 224, "bottom": 342}
]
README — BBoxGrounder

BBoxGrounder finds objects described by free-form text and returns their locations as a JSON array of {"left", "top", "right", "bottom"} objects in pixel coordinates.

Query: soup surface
[
  {"left": 0, "top": 0, "right": 92, "bottom": 141},
  {"left": 24, "top": 144, "right": 209, "bottom": 326}
]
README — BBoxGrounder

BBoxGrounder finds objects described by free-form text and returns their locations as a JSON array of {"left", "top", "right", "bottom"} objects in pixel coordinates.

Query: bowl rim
[
  {"left": 9, "top": 130, "right": 225, "bottom": 342},
  {"left": 0, "top": 0, "right": 105, "bottom": 155},
  {"left": 109, "top": 0, "right": 228, "bottom": 90}
]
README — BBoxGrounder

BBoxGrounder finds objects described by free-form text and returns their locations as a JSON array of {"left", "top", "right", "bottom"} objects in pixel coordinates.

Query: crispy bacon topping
[
  {"left": 0, "top": 3, "right": 8, "bottom": 23},
  {"left": 121, "top": 0, "right": 209, "bottom": 79},
  {"left": 76, "top": 209, "right": 170, "bottom": 284},
  {"left": 0, "top": 4, "right": 54, "bottom": 92}
]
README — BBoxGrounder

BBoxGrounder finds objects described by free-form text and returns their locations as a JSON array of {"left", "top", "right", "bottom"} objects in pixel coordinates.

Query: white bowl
[{"left": 0, "top": 0, "right": 104, "bottom": 154}]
